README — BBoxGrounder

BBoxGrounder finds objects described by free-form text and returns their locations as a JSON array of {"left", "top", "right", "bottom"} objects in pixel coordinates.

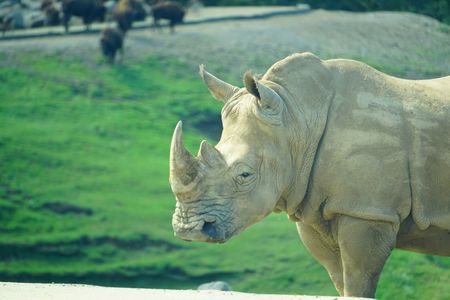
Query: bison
[
  {"left": 0, "top": 5, "right": 19, "bottom": 36},
  {"left": 131, "top": 0, "right": 147, "bottom": 21},
  {"left": 62, "top": 0, "right": 106, "bottom": 32},
  {"left": 100, "top": 27, "right": 124, "bottom": 64},
  {"left": 114, "top": 0, "right": 146, "bottom": 34},
  {"left": 0, "top": 14, "right": 14, "bottom": 36},
  {"left": 151, "top": 1, "right": 184, "bottom": 33},
  {"left": 169, "top": 52, "right": 450, "bottom": 298},
  {"left": 45, "top": 6, "right": 61, "bottom": 26},
  {"left": 41, "top": 1, "right": 60, "bottom": 26},
  {"left": 41, "top": 0, "right": 54, "bottom": 10}
]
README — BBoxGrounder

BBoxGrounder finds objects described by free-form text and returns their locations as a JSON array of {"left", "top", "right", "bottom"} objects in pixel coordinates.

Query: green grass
[{"left": 0, "top": 52, "right": 449, "bottom": 299}]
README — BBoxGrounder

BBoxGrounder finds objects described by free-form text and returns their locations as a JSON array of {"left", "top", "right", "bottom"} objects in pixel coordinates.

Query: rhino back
[{"left": 308, "top": 59, "right": 449, "bottom": 230}]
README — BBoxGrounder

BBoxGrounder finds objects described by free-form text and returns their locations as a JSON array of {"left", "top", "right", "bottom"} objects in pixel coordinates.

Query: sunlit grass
[{"left": 0, "top": 52, "right": 448, "bottom": 299}]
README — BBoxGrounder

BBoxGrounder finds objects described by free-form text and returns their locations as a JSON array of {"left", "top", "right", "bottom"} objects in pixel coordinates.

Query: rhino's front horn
[
  {"left": 199, "top": 64, "right": 240, "bottom": 103},
  {"left": 198, "top": 140, "right": 226, "bottom": 168},
  {"left": 169, "top": 121, "right": 199, "bottom": 189}
]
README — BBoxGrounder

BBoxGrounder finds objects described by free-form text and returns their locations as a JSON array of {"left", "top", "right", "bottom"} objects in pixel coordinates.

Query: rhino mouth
[{"left": 172, "top": 200, "right": 236, "bottom": 243}]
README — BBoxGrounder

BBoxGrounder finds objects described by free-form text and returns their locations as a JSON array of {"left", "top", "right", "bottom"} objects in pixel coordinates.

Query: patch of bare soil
[
  {"left": 40, "top": 202, "right": 93, "bottom": 215},
  {"left": 1, "top": 9, "right": 449, "bottom": 79}
]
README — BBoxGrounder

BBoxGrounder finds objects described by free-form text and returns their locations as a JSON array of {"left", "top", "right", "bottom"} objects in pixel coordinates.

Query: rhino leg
[
  {"left": 337, "top": 215, "right": 396, "bottom": 298},
  {"left": 296, "top": 223, "right": 344, "bottom": 296}
]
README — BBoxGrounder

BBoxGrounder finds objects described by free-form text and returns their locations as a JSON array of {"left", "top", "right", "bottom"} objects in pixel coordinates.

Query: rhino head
[
  {"left": 170, "top": 65, "right": 297, "bottom": 243},
  {"left": 170, "top": 53, "right": 334, "bottom": 243}
]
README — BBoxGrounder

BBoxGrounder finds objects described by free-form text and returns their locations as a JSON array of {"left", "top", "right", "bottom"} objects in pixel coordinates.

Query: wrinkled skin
[
  {"left": 169, "top": 52, "right": 450, "bottom": 297},
  {"left": 172, "top": 96, "right": 292, "bottom": 242}
]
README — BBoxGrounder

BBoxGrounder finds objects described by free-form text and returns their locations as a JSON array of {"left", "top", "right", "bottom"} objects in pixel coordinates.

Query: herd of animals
[{"left": 0, "top": 0, "right": 195, "bottom": 63}]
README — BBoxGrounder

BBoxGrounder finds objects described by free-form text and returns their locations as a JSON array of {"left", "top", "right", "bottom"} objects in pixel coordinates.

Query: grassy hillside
[{"left": 0, "top": 52, "right": 449, "bottom": 299}]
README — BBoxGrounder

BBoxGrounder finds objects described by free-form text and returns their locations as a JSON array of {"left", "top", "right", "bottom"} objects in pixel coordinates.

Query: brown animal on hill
[
  {"left": 41, "top": 0, "right": 54, "bottom": 10},
  {"left": 0, "top": 14, "right": 14, "bottom": 36},
  {"left": 151, "top": 1, "right": 185, "bottom": 33},
  {"left": 45, "top": 5, "right": 61, "bottom": 26},
  {"left": 0, "top": 6, "right": 18, "bottom": 36},
  {"left": 114, "top": 0, "right": 146, "bottom": 34},
  {"left": 132, "top": 0, "right": 147, "bottom": 21},
  {"left": 41, "top": 1, "right": 61, "bottom": 26},
  {"left": 62, "top": 0, "right": 106, "bottom": 32},
  {"left": 100, "top": 27, "right": 124, "bottom": 64}
]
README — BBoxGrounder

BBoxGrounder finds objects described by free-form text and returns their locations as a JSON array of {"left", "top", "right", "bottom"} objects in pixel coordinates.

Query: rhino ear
[
  {"left": 244, "top": 70, "right": 260, "bottom": 99},
  {"left": 199, "top": 65, "right": 240, "bottom": 103},
  {"left": 255, "top": 81, "right": 282, "bottom": 114},
  {"left": 244, "top": 71, "right": 283, "bottom": 121}
]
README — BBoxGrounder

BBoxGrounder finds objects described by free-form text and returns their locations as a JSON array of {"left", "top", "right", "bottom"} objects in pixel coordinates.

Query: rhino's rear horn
[
  {"left": 198, "top": 140, "right": 226, "bottom": 168},
  {"left": 199, "top": 64, "right": 240, "bottom": 103},
  {"left": 170, "top": 121, "right": 199, "bottom": 186}
]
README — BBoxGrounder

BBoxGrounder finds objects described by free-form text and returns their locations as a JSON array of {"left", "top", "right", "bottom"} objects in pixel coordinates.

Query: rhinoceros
[{"left": 169, "top": 52, "right": 450, "bottom": 298}]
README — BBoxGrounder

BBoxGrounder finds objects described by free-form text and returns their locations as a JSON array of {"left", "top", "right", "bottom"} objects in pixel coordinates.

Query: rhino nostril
[{"left": 201, "top": 221, "right": 217, "bottom": 237}]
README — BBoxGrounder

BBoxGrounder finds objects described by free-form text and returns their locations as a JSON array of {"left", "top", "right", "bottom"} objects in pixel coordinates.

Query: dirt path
[
  {"left": 0, "top": 6, "right": 308, "bottom": 39},
  {"left": 1, "top": 8, "right": 449, "bottom": 80}
]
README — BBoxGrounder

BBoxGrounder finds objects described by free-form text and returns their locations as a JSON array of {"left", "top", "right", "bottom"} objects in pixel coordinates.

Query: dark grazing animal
[
  {"left": 0, "top": 6, "right": 18, "bottom": 36},
  {"left": 100, "top": 28, "right": 124, "bottom": 64},
  {"left": 41, "top": 1, "right": 61, "bottom": 26},
  {"left": 131, "top": 0, "right": 147, "bottom": 21},
  {"left": 114, "top": 0, "right": 146, "bottom": 34},
  {"left": 41, "top": 0, "right": 54, "bottom": 10},
  {"left": 0, "top": 14, "right": 14, "bottom": 36},
  {"left": 151, "top": 1, "right": 184, "bottom": 33},
  {"left": 46, "top": 6, "right": 61, "bottom": 26},
  {"left": 62, "top": 0, "right": 106, "bottom": 32}
]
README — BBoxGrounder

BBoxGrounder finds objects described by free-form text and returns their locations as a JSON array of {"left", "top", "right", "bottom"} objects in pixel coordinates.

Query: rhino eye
[
  {"left": 240, "top": 172, "right": 251, "bottom": 178},
  {"left": 235, "top": 171, "right": 255, "bottom": 186}
]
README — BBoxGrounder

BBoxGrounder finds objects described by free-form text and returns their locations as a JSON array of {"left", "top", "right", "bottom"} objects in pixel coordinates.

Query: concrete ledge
[{"left": 1, "top": 282, "right": 370, "bottom": 300}]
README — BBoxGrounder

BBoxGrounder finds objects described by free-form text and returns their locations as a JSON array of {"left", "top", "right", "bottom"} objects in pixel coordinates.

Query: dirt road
[{"left": 1, "top": 8, "right": 449, "bottom": 79}]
